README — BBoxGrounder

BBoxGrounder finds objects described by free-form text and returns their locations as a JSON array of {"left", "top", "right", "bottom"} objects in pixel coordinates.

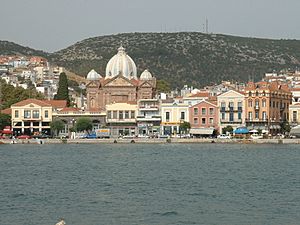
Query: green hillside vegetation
[
  {"left": 0, "top": 40, "right": 47, "bottom": 57},
  {"left": 0, "top": 80, "right": 44, "bottom": 109},
  {"left": 2, "top": 32, "right": 300, "bottom": 88}
]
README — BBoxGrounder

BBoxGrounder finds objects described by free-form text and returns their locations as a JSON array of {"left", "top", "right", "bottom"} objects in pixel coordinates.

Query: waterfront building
[
  {"left": 137, "top": 99, "right": 161, "bottom": 136},
  {"left": 182, "top": 91, "right": 210, "bottom": 106},
  {"left": 217, "top": 90, "right": 245, "bottom": 131},
  {"left": 244, "top": 81, "right": 292, "bottom": 134},
  {"left": 160, "top": 101, "right": 189, "bottom": 135},
  {"left": 53, "top": 108, "right": 106, "bottom": 136},
  {"left": 86, "top": 46, "right": 156, "bottom": 111},
  {"left": 289, "top": 103, "right": 300, "bottom": 127},
  {"left": 189, "top": 100, "right": 219, "bottom": 136},
  {"left": 106, "top": 102, "right": 138, "bottom": 137},
  {"left": 11, "top": 99, "right": 66, "bottom": 135}
]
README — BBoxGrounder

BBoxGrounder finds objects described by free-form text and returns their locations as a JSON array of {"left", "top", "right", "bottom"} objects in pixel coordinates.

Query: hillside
[
  {"left": 50, "top": 32, "right": 300, "bottom": 88},
  {"left": 0, "top": 40, "right": 47, "bottom": 57},
  {"left": 2, "top": 33, "right": 300, "bottom": 88}
]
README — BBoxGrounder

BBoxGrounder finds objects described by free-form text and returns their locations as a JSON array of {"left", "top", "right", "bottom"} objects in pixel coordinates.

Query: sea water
[{"left": 0, "top": 143, "right": 299, "bottom": 225}]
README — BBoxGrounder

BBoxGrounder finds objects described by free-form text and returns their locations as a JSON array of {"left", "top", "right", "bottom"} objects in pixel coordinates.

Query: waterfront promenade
[{"left": 1, "top": 138, "right": 300, "bottom": 144}]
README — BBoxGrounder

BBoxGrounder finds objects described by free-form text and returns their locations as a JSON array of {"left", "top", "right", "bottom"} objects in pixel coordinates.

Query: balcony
[
  {"left": 136, "top": 115, "right": 161, "bottom": 122},
  {"left": 220, "top": 107, "right": 243, "bottom": 112},
  {"left": 139, "top": 105, "right": 159, "bottom": 111},
  {"left": 255, "top": 105, "right": 260, "bottom": 110},
  {"left": 107, "top": 118, "right": 136, "bottom": 123}
]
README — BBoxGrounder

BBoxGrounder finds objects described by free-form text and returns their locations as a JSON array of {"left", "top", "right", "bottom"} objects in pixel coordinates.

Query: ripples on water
[{"left": 0, "top": 143, "right": 299, "bottom": 225}]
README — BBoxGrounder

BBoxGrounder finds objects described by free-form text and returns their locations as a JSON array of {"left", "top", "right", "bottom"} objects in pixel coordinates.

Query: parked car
[
  {"left": 17, "top": 135, "right": 31, "bottom": 139},
  {"left": 217, "top": 134, "right": 231, "bottom": 139},
  {"left": 84, "top": 133, "right": 97, "bottom": 139}
]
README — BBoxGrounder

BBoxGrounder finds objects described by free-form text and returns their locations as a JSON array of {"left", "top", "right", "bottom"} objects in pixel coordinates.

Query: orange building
[{"left": 245, "top": 81, "right": 292, "bottom": 134}]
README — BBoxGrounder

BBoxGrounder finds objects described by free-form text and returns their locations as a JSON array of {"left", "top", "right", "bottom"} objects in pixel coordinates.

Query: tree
[
  {"left": 179, "top": 121, "right": 191, "bottom": 134},
  {"left": 222, "top": 125, "right": 233, "bottom": 134},
  {"left": 0, "top": 113, "right": 11, "bottom": 130},
  {"left": 75, "top": 117, "right": 93, "bottom": 133},
  {"left": 280, "top": 122, "right": 291, "bottom": 134},
  {"left": 50, "top": 119, "right": 65, "bottom": 136},
  {"left": 156, "top": 79, "right": 171, "bottom": 93},
  {"left": 55, "top": 72, "right": 70, "bottom": 106}
]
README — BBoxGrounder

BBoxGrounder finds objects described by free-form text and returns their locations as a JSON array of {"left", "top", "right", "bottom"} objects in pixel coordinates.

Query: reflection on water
[{"left": 0, "top": 143, "right": 299, "bottom": 225}]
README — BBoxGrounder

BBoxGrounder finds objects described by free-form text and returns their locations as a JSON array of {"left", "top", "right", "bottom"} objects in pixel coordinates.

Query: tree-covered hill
[
  {"left": 2, "top": 32, "right": 300, "bottom": 88},
  {"left": 0, "top": 40, "right": 48, "bottom": 57},
  {"left": 50, "top": 32, "right": 300, "bottom": 88}
]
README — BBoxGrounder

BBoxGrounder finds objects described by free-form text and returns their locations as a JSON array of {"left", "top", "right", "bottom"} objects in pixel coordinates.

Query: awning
[
  {"left": 234, "top": 127, "right": 249, "bottom": 134},
  {"left": 190, "top": 128, "right": 214, "bottom": 135}
]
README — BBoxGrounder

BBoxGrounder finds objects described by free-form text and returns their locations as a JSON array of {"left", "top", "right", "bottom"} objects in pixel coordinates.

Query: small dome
[
  {"left": 105, "top": 45, "right": 137, "bottom": 80},
  {"left": 87, "top": 69, "right": 101, "bottom": 80},
  {"left": 140, "top": 69, "right": 152, "bottom": 80}
]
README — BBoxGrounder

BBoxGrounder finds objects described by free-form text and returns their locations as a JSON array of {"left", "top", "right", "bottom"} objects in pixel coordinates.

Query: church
[{"left": 86, "top": 46, "right": 156, "bottom": 111}]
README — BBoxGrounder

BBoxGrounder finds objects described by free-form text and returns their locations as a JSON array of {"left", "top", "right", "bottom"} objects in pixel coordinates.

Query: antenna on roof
[{"left": 206, "top": 18, "right": 209, "bottom": 33}]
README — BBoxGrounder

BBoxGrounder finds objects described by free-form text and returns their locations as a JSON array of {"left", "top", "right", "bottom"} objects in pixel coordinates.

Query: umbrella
[{"left": 249, "top": 129, "right": 258, "bottom": 133}]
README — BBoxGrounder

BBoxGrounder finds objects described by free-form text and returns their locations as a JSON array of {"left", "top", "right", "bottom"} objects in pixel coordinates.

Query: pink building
[{"left": 189, "top": 100, "right": 219, "bottom": 136}]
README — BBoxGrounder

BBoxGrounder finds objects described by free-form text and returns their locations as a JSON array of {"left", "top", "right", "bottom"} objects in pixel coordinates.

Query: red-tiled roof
[
  {"left": 59, "top": 107, "right": 80, "bottom": 112},
  {"left": 189, "top": 92, "right": 210, "bottom": 98},
  {"left": 12, "top": 99, "right": 51, "bottom": 107},
  {"left": 43, "top": 100, "right": 67, "bottom": 108},
  {"left": 1, "top": 108, "right": 11, "bottom": 115}
]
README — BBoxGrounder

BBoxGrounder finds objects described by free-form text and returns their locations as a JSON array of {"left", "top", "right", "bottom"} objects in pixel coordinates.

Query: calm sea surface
[{"left": 0, "top": 143, "right": 299, "bottom": 225}]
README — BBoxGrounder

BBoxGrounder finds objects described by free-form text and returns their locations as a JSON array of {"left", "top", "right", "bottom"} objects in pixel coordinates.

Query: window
[
  {"left": 238, "top": 112, "right": 242, "bottom": 120},
  {"left": 125, "top": 111, "right": 129, "bottom": 119},
  {"left": 45, "top": 110, "right": 49, "bottom": 118},
  {"left": 201, "top": 108, "right": 206, "bottom": 115},
  {"left": 248, "top": 112, "right": 253, "bottom": 120},
  {"left": 107, "top": 111, "right": 112, "bottom": 119},
  {"left": 262, "top": 111, "right": 267, "bottom": 121},
  {"left": 262, "top": 99, "right": 266, "bottom": 107},
  {"left": 113, "top": 111, "right": 117, "bottom": 119},
  {"left": 193, "top": 108, "right": 198, "bottom": 115},
  {"left": 255, "top": 100, "right": 259, "bottom": 107},
  {"left": 229, "top": 112, "right": 234, "bottom": 122},
  {"left": 202, "top": 118, "right": 206, "bottom": 125},
  {"left": 238, "top": 102, "right": 242, "bottom": 111},
  {"left": 166, "top": 112, "right": 170, "bottom": 122},
  {"left": 15, "top": 110, "right": 19, "bottom": 118},
  {"left": 229, "top": 102, "right": 234, "bottom": 111},
  {"left": 119, "top": 111, "right": 123, "bottom": 119},
  {"left": 24, "top": 110, "right": 31, "bottom": 119},
  {"left": 33, "top": 110, "right": 39, "bottom": 118},
  {"left": 293, "top": 111, "right": 297, "bottom": 122},
  {"left": 248, "top": 100, "right": 252, "bottom": 107},
  {"left": 221, "top": 102, "right": 226, "bottom": 111},
  {"left": 255, "top": 111, "right": 259, "bottom": 119},
  {"left": 209, "top": 108, "right": 214, "bottom": 115},
  {"left": 180, "top": 111, "right": 185, "bottom": 120},
  {"left": 222, "top": 112, "right": 225, "bottom": 120},
  {"left": 193, "top": 118, "right": 198, "bottom": 125},
  {"left": 209, "top": 118, "right": 214, "bottom": 124},
  {"left": 131, "top": 111, "right": 135, "bottom": 119}
]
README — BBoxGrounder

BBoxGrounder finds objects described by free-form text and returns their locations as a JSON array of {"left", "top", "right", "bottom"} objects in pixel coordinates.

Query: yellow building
[
  {"left": 160, "top": 101, "right": 189, "bottom": 135},
  {"left": 106, "top": 102, "right": 138, "bottom": 137},
  {"left": 11, "top": 99, "right": 66, "bottom": 136},
  {"left": 217, "top": 90, "right": 245, "bottom": 130}
]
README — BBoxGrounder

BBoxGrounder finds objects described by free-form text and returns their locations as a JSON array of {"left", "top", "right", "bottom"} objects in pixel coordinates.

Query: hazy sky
[{"left": 1, "top": 0, "right": 300, "bottom": 52}]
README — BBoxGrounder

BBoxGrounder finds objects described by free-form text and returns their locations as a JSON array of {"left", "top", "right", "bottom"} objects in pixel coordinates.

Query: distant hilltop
[{"left": 1, "top": 32, "right": 300, "bottom": 88}]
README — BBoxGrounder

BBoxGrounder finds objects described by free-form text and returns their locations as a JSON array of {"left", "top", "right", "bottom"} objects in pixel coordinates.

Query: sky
[{"left": 0, "top": 0, "right": 300, "bottom": 52}]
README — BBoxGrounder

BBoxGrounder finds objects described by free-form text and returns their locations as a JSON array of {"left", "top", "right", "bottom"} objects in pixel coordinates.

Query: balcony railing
[{"left": 220, "top": 107, "right": 243, "bottom": 112}]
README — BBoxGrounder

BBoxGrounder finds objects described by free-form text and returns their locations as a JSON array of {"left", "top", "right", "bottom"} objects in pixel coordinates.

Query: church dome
[
  {"left": 140, "top": 69, "right": 153, "bottom": 80},
  {"left": 105, "top": 46, "right": 137, "bottom": 80},
  {"left": 87, "top": 69, "right": 102, "bottom": 80}
]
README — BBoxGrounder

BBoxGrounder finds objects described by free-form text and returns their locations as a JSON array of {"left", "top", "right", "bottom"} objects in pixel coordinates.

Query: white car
[{"left": 217, "top": 134, "right": 231, "bottom": 139}]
